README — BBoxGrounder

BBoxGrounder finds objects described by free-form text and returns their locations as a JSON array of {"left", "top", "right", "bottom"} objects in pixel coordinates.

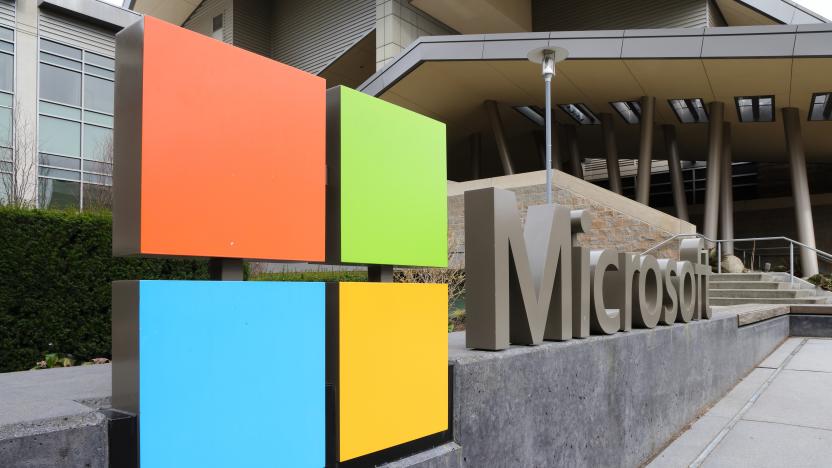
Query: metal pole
[
  {"left": 703, "top": 101, "right": 724, "bottom": 248},
  {"left": 790, "top": 242, "right": 794, "bottom": 284},
  {"left": 545, "top": 75, "right": 553, "bottom": 205},
  {"left": 717, "top": 242, "right": 722, "bottom": 274}
]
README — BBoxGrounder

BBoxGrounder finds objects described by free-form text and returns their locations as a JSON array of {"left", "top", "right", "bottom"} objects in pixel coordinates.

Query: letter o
[
  {"left": 674, "top": 261, "right": 695, "bottom": 323},
  {"left": 633, "top": 255, "right": 662, "bottom": 328}
]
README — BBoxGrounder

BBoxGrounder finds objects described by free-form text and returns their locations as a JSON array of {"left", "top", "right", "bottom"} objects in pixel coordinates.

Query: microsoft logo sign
[{"left": 111, "top": 17, "right": 448, "bottom": 467}]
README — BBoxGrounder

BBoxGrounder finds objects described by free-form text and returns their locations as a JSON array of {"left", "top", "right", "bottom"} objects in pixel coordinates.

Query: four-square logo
[{"left": 111, "top": 17, "right": 449, "bottom": 468}]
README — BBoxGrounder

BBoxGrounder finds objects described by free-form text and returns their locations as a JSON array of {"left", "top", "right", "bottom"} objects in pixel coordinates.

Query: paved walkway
[{"left": 649, "top": 337, "right": 832, "bottom": 468}]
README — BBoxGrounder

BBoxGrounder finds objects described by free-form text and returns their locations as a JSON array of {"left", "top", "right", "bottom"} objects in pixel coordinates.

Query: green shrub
[
  {"left": 251, "top": 270, "right": 368, "bottom": 282},
  {"left": 0, "top": 207, "right": 209, "bottom": 372},
  {"left": 808, "top": 274, "right": 832, "bottom": 291}
]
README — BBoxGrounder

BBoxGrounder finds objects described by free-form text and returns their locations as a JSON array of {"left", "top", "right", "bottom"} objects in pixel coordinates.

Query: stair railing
[{"left": 641, "top": 234, "right": 832, "bottom": 284}]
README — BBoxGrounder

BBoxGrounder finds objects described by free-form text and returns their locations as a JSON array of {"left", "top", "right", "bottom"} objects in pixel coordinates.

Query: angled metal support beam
[
  {"left": 783, "top": 107, "right": 819, "bottom": 277},
  {"left": 719, "top": 123, "right": 734, "bottom": 256},
  {"left": 485, "top": 100, "right": 515, "bottom": 176},
  {"left": 703, "top": 101, "right": 724, "bottom": 248},
  {"left": 600, "top": 113, "right": 622, "bottom": 195},
  {"left": 662, "top": 125, "right": 688, "bottom": 222},
  {"left": 636, "top": 96, "right": 655, "bottom": 205}
]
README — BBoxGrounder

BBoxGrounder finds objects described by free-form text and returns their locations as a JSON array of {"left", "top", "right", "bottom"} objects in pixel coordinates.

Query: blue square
[{"left": 137, "top": 281, "right": 325, "bottom": 467}]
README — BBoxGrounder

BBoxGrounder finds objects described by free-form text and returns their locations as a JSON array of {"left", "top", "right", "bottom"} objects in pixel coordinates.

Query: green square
[{"left": 329, "top": 86, "right": 447, "bottom": 268}]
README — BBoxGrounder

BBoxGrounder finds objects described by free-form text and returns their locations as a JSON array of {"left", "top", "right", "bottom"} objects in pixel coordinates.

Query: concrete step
[
  {"left": 710, "top": 281, "right": 786, "bottom": 290},
  {"left": 710, "top": 273, "right": 770, "bottom": 282},
  {"left": 707, "top": 289, "right": 813, "bottom": 298},
  {"left": 709, "top": 297, "right": 831, "bottom": 306}
]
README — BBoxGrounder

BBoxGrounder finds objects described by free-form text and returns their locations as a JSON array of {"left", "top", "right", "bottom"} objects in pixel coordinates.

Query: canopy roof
[{"left": 358, "top": 25, "right": 832, "bottom": 163}]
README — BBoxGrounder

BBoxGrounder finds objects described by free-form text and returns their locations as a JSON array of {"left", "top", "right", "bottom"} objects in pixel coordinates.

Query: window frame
[
  {"left": 610, "top": 100, "right": 642, "bottom": 125},
  {"left": 734, "top": 95, "right": 776, "bottom": 123},
  {"left": 809, "top": 92, "right": 832, "bottom": 122},
  {"left": 37, "top": 37, "right": 115, "bottom": 211},
  {"left": 558, "top": 103, "right": 600, "bottom": 125},
  {"left": 668, "top": 98, "right": 710, "bottom": 124}
]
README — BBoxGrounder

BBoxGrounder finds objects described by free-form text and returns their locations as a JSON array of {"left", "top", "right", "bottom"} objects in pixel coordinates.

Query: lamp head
[{"left": 527, "top": 46, "right": 568, "bottom": 80}]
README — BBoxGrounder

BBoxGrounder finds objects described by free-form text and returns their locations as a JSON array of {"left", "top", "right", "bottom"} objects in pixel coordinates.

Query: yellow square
[{"left": 338, "top": 282, "right": 448, "bottom": 461}]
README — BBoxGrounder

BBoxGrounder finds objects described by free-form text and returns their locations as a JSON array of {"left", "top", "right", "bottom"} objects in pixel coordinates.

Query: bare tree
[
  {"left": 82, "top": 133, "right": 113, "bottom": 212},
  {"left": 1, "top": 99, "right": 37, "bottom": 208},
  {"left": 396, "top": 230, "right": 466, "bottom": 316}
]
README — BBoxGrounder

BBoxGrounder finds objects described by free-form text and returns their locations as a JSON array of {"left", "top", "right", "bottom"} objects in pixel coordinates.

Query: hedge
[{"left": 0, "top": 207, "right": 209, "bottom": 372}]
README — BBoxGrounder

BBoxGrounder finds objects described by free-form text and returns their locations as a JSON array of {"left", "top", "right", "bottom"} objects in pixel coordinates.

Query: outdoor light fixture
[
  {"left": 611, "top": 100, "right": 641, "bottom": 124},
  {"left": 527, "top": 46, "right": 568, "bottom": 205},
  {"left": 734, "top": 96, "right": 774, "bottom": 123},
  {"left": 669, "top": 98, "right": 709, "bottom": 123},
  {"left": 809, "top": 92, "right": 832, "bottom": 121},
  {"left": 559, "top": 103, "right": 600, "bottom": 125}
]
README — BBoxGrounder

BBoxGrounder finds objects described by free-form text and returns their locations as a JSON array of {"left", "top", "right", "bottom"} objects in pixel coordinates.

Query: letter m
[{"left": 464, "top": 187, "right": 572, "bottom": 351}]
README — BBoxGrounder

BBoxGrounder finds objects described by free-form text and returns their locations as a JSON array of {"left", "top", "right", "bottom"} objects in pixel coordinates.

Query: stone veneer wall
[{"left": 448, "top": 170, "right": 697, "bottom": 266}]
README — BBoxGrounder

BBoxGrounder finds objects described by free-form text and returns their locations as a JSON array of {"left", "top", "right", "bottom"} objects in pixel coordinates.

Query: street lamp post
[{"left": 528, "top": 47, "right": 568, "bottom": 205}]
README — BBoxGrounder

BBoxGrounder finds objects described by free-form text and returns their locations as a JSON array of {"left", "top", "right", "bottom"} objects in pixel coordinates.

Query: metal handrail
[{"left": 641, "top": 233, "right": 832, "bottom": 284}]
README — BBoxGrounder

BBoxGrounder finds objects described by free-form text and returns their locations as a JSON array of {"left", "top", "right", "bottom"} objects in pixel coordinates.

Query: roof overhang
[
  {"left": 729, "top": 0, "right": 829, "bottom": 25},
  {"left": 409, "top": 0, "right": 531, "bottom": 33},
  {"left": 127, "top": 0, "right": 198, "bottom": 26},
  {"left": 358, "top": 25, "right": 832, "bottom": 164},
  {"left": 38, "top": 0, "right": 141, "bottom": 30}
]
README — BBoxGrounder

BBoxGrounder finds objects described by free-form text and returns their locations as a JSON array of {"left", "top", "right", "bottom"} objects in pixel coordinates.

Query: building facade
[
  {"left": 5, "top": 0, "right": 831, "bottom": 276},
  {"left": 0, "top": 0, "right": 137, "bottom": 210}
]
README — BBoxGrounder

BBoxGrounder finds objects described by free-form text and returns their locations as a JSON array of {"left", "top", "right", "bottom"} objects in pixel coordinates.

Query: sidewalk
[{"left": 649, "top": 337, "right": 832, "bottom": 467}]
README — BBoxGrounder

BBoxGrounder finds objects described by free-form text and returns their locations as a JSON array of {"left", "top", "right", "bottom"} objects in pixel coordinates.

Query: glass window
[
  {"left": 0, "top": 42, "right": 12, "bottom": 54},
  {"left": 39, "top": 115, "right": 81, "bottom": 157},
  {"left": 40, "top": 52, "right": 82, "bottom": 71},
  {"left": 39, "top": 166, "right": 81, "bottom": 181},
  {"left": 40, "top": 153, "right": 81, "bottom": 170},
  {"left": 82, "top": 159, "right": 111, "bottom": 174},
  {"left": 734, "top": 96, "right": 774, "bottom": 123},
  {"left": 611, "top": 101, "right": 641, "bottom": 124},
  {"left": 0, "top": 26, "right": 13, "bottom": 43},
  {"left": 84, "top": 75, "right": 114, "bottom": 114},
  {"left": 809, "top": 93, "right": 831, "bottom": 121},
  {"left": 669, "top": 99, "right": 708, "bottom": 123},
  {"left": 38, "top": 178, "right": 80, "bottom": 210},
  {"left": 559, "top": 103, "right": 600, "bottom": 125},
  {"left": 82, "top": 183, "right": 111, "bottom": 211},
  {"left": 0, "top": 106, "right": 10, "bottom": 148},
  {"left": 83, "top": 125, "right": 113, "bottom": 161},
  {"left": 0, "top": 172, "right": 10, "bottom": 205},
  {"left": 40, "top": 63, "right": 81, "bottom": 106},
  {"left": 84, "top": 111, "right": 113, "bottom": 127},
  {"left": 40, "top": 101, "right": 82, "bottom": 120},
  {"left": 84, "top": 64, "right": 114, "bottom": 80},
  {"left": 212, "top": 14, "right": 224, "bottom": 40},
  {"left": 0, "top": 52, "right": 12, "bottom": 93},
  {"left": 41, "top": 39, "right": 82, "bottom": 60},
  {"left": 85, "top": 52, "right": 114, "bottom": 70},
  {"left": 0, "top": 92, "right": 10, "bottom": 107}
]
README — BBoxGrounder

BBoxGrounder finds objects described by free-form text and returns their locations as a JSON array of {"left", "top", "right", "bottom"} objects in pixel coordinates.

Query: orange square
[{"left": 113, "top": 17, "right": 325, "bottom": 261}]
